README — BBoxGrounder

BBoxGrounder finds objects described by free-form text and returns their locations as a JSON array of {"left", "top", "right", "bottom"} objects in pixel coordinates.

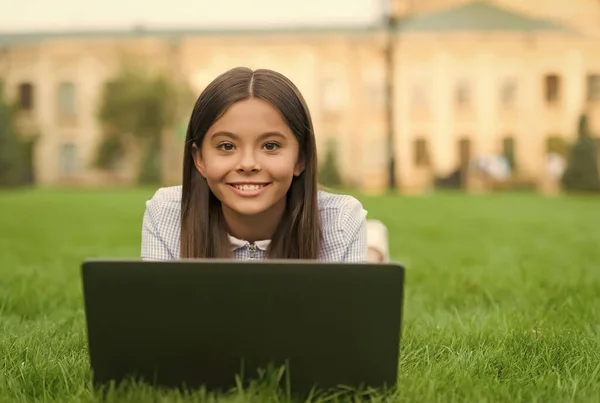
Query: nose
[{"left": 236, "top": 149, "right": 260, "bottom": 173}]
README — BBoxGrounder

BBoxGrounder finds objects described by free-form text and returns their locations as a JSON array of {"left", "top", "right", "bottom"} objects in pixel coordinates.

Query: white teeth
[{"left": 234, "top": 184, "right": 264, "bottom": 191}]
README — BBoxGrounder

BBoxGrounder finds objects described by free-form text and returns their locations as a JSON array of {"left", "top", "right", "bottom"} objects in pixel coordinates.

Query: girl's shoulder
[
  {"left": 316, "top": 190, "right": 368, "bottom": 261},
  {"left": 317, "top": 188, "right": 364, "bottom": 209},
  {"left": 316, "top": 189, "right": 367, "bottom": 229},
  {"left": 146, "top": 186, "right": 182, "bottom": 212},
  {"left": 144, "top": 186, "right": 183, "bottom": 230}
]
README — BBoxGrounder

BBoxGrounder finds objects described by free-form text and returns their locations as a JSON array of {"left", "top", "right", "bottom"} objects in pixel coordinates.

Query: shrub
[{"left": 561, "top": 114, "right": 600, "bottom": 193}]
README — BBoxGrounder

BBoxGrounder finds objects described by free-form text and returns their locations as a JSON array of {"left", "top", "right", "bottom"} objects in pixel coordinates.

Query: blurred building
[{"left": 1, "top": 0, "right": 600, "bottom": 193}]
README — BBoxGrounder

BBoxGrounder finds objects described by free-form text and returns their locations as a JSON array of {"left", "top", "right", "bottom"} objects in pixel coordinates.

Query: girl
[{"left": 141, "top": 67, "right": 368, "bottom": 261}]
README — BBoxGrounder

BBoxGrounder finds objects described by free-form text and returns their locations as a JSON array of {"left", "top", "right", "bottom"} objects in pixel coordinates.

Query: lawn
[{"left": 1, "top": 188, "right": 599, "bottom": 402}]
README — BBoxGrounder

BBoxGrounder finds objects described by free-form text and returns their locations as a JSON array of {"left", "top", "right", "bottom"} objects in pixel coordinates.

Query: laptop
[{"left": 81, "top": 259, "right": 405, "bottom": 396}]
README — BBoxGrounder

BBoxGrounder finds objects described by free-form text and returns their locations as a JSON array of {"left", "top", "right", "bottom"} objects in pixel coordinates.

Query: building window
[
  {"left": 455, "top": 79, "right": 471, "bottom": 107},
  {"left": 57, "top": 82, "right": 77, "bottom": 115},
  {"left": 59, "top": 143, "right": 78, "bottom": 176},
  {"left": 18, "top": 82, "right": 34, "bottom": 110},
  {"left": 413, "top": 137, "right": 430, "bottom": 167},
  {"left": 500, "top": 78, "right": 517, "bottom": 107},
  {"left": 544, "top": 74, "right": 561, "bottom": 103},
  {"left": 587, "top": 74, "right": 600, "bottom": 102}
]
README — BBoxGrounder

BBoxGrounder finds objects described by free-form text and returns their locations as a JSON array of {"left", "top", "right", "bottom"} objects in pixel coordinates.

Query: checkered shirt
[{"left": 141, "top": 186, "right": 368, "bottom": 262}]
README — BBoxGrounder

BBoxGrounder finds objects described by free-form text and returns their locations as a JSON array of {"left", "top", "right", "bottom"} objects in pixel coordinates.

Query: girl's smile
[{"left": 227, "top": 182, "right": 271, "bottom": 197}]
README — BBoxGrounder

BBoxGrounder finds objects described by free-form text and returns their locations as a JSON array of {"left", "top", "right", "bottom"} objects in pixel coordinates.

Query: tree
[
  {"left": 0, "top": 80, "right": 27, "bottom": 188},
  {"left": 561, "top": 113, "right": 600, "bottom": 193},
  {"left": 318, "top": 138, "right": 343, "bottom": 188},
  {"left": 95, "top": 66, "right": 189, "bottom": 185}
]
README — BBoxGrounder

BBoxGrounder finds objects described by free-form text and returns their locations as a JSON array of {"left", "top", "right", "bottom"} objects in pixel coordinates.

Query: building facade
[{"left": 1, "top": 0, "right": 599, "bottom": 193}]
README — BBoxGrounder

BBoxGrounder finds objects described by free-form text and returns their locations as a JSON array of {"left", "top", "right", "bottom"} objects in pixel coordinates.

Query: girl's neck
[{"left": 221, "top": 198, "right": 286, "bottom": 243}]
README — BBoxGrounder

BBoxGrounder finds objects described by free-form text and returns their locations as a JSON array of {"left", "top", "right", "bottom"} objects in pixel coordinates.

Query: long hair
[{"left": 180, "top": 67, "right": 320, "bottom": 259}]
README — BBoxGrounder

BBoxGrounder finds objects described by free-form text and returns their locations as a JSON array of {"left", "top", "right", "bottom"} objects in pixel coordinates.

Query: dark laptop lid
[{"left": 81, "top": 259, "right": 405, "bottom": 396}]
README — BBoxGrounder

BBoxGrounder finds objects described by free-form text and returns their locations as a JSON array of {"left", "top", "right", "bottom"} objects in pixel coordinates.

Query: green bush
[{"left": 561, "top": 114, "right": 600, "bottom": 193}]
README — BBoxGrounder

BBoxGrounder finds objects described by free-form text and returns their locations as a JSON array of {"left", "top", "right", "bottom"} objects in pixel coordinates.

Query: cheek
[
  {"left": 268, "top": 156, "right": 299, "bottom": 179},
  {"left": 200, "top": 155, "right": 230, "bottom": 180},
  {"left": 269, "top": 145, "right": 301, "bottom": 175}
]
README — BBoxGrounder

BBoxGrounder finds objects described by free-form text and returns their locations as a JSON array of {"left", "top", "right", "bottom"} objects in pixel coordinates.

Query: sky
[{"left": 0, "top": 0, "right": 384, "bottom": 32}]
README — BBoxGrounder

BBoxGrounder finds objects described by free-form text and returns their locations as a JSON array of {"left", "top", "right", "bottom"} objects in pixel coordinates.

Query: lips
[{"left": 227, "top": 182, "right": 271, "bottom": 197}]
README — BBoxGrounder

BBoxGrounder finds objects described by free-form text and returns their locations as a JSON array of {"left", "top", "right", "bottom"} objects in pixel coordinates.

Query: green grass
[{"left": 1, "top": 188, "right": 599, "bottom": 402}]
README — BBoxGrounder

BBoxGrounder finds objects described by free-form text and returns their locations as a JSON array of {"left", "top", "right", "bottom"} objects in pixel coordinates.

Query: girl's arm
[
  {"left": 338, "top": 198, "right": 368, "bottom": 263},
  {"left": 141, "top": 188, "right": 178, "bottom": 260}
]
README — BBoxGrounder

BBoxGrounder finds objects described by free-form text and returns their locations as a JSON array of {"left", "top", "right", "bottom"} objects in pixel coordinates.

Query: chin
[
  {"left": 226, "top": 203, "right": 272, "bottom": 217},
  {"left": 219, "top": 194, "right": 269, "bottom": 212}
]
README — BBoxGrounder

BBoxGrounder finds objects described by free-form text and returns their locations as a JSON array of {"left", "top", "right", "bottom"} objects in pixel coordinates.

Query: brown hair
[{"left": 180, "top": 67, "right": 321, "bottom": 259}]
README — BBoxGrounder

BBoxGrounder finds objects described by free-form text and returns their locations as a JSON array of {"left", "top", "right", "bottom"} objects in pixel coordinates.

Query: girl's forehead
[
  {"left": 219, "top": 99, "right": 284, "bottom": 122},
  {"left": 207, "top": 99, "right": 293, "bottom": 137}
]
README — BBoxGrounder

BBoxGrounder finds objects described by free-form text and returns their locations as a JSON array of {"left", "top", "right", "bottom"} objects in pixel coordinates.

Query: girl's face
[{"left": 193, "top": 98, "right": 305, "bottom": 219}]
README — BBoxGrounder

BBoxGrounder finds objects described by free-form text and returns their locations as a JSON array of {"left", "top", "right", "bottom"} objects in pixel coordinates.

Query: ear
[
  {"left": 192, "top": 144, "right": 206, "bottom": 177},
  {"left": 293, "top": 153, "right": 305, "bottom": 177}
]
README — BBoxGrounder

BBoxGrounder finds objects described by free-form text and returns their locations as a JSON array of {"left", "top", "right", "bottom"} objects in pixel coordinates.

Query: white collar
[{"left": 227, "top": 234, "right": 271, "bottom": 251}]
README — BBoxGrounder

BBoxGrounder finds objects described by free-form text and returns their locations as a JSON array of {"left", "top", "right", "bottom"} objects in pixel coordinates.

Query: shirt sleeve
[
  {"left": 141, "top": 192, "right": 176, "bottom": 260},
  {"left": 338, "top": 198, "right": 368, "bottom": 263}
]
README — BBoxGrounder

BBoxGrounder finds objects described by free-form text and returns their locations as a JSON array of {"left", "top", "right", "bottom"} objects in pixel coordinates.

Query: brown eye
[
  {"left": 217, "top": 142, "right": 235, "bottom": 151},
  {"left": 264, "top": 142, "right": 280, "bottom": 151}
]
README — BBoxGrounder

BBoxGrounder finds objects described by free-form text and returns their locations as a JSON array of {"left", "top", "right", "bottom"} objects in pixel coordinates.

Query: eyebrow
[{"left": 211, "top": 131, "right": 287, "bottom": 141}]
